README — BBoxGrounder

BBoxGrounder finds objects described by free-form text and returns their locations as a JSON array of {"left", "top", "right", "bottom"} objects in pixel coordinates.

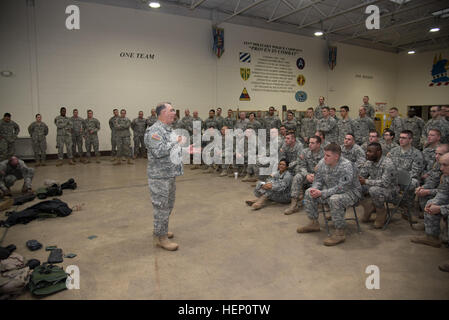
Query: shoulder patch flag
[{"left": 151, "top": 133, "right": 161, "bottom": 141}]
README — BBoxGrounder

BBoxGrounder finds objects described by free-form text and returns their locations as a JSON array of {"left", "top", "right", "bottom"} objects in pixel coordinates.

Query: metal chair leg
[
  {"left": 352, "top": 205, "right": 361, "bottom": 233},
  {"left": 321, "top": 203, "right": 330, "bottom": 236},
  {"left": 383, "top": 203, "right": 392, "bottom": 230}
]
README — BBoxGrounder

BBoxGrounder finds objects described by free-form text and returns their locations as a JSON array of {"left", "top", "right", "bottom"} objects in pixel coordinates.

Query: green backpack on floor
[{"left": 28, "top": 263, "right": 68, "bottom": 296}]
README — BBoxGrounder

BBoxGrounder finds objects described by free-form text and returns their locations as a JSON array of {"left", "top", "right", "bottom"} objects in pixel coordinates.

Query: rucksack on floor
[{"left": 28, "top": 263, "right": 68, "bottom": 296}]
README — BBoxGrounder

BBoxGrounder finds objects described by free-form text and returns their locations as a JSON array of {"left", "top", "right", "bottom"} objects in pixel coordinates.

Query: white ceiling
[{"left": 80, "top": 0, "right": 449, "bottom": 53}]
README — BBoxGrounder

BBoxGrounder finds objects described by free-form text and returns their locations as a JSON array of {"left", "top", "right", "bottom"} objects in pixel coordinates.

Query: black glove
[{"left": 26, "top": 240, "right": 43, "bottom": 251}]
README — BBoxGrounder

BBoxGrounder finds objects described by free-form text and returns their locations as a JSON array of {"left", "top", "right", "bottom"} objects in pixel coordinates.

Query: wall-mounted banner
[
  {"left": 241, "top": 41, "right": 303, "bottom": 94},
  {"left": 240, "top": 88, "right": 251, "bottom": 101},
  {"left": 213, "top": 26, "right": 224, "bottom": 58},
  {"left": 429, "top": 53, "right": 449, "bottom": 86},
  {"left": 119, "top": 52, "right": 155, "bottom": 60},
  {"left": 240, "top": 68, "right": 250, "bottom": 81},
  {"left": 295, "top": 91, "right": 307, "bottom": 102},
  {"left": 297, "top": 74, "right": 305, "bottom": 86},
  {"left": 328, "top": 46, "right": 337, "bottom": 70}
]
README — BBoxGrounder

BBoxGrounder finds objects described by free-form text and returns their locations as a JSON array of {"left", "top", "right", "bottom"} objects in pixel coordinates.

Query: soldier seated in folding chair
[
  {"left": 358, "top": 142, "right": 398, "bottom": 229},
  {"left": 411, "top": 153, "right": 449, "bottom": 272},
  {"left": 297, "top": 143, "right": 362, "bottom": 246}
]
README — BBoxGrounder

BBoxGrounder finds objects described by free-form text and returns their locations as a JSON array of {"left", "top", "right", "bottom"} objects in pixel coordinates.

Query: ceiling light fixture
[
  {"left": 429, "top": 27, "right": 440, "bottom": 32},
  {"left": 407, "top": 50, "right": 415, "bottom": 55},
  {"left": 314, "top": 31, "right": 323, "bottom": 37},
  {"left": 149, "top": 2, "right": 160, "bottom": 8}
]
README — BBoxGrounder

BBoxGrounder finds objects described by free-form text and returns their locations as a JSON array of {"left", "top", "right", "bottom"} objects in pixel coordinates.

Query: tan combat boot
[
  {"left": 439, "top": 260, "right": 449, "bottom": 272},
  {"left": 72, "top": 157, "right": 77, "bottom": 163},
  {"left": 85, "top": 157, "right": 91, "bottom": 163},
  {"left": 68, "top": 159, "right": 75, "bottom": 165},
  {"left": 127, "top": 158, "right": 134, "bottom": 165},
  {"left": 373, "top": 206, "right": 387, "bottom": 229},
  {"left": 96, "top": 156, "right": 101, "bottom": 163},
  {"left": 56, "top": 159, "right": 63, "bottom": 167},
  {"left": 246, "top": 176, "right": 258, "bottom": 182},
  {"left": 167, "top": 232, "right": 174, "bottom": 239},
  {"left": 207, "top": 166, "right": 215, "bottom": 173},
  {"left": 219, "top": 170, "right": 227, "bottom": 177},
  {"left": 110, "top": 157, "right": 116, "bottom": 162},
  {"left": 323, "top": 228, "right": 346, "bottom": 246},
  {"left": 251, "top": 195, "right": 268, "bottom": 210},
  {"left": 155, "top": 235, "right": 178, "bottom": 251},
  {"left": 113, "top": 158, "right": 121, "bottom": 165},
  {"left": 284, "top": 198, "right": 299, "bottom": 215},
  {"left": 242, "top": 174, "right": 251, "bottom": 182},
  {"left": 297, "top": 219, "right": 320, "bottom": 233},
  {"left": 410, "top": 235, "right": 441, "bottom": 248},
  {"left": 360, "top": 199, "right": 376, "bottom": 223}
]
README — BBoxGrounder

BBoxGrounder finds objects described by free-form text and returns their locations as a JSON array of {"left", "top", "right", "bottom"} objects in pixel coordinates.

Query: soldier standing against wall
[
  {"left": 0, "top": 113, "right": 20, "bottom": 161},
  {"left": 132, "top": 111, "right": 147, "bottom": 159},
  {"left": 70, "top": 109, "right": 85, "bottom": 162},
  {"left": 54, "top": 107, "right": 74, "bottom": 166},
  {"left": 84, "top": 109, "right": 101, "bottom": 163},
  {"left": 109, "top": 109, "right": 119, "bottom": 161},
  {"left": 28, "top": 114, "right": 48, "bottom": 166},
  {"left": 113, "top": 109, "right": 134, "bottom": 165}
]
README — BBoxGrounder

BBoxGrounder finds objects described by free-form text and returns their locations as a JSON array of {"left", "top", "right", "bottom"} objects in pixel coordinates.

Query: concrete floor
[{"left": 1, "top": 157, "right": 448, "bottom": 300}]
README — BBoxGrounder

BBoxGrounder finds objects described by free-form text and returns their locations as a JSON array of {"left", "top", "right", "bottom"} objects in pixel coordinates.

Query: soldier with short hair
[
  {"left": 235, "top": 112, "right": 248, "bottom": 131},
  {"left": 422, "top": 129, "right": 441, "bottom": 177},
  {"left": 109, "top": 109, "right": 119, "bottom": 161},
  {"left": 83, "top": 109, "right": 101, "bottom": 163},
  {"left": 359, "top": 142, "right": 398, "bottom": 228},
  {"left": 421, "top": 106, "right": 446, "bottom": 146},
  {"left": 301, "top": 108, "right": 318, "bottom": 145},
  {"left": 55, "top": 107, "right": 74, "bottom": 166},
  {"left": 341, "top": 133, "right": 365, "bottom": 170},
  {"left": 362, "top": 96, "right": 375, "bottom": 119},
  {"left": 404, "top": 108, "right": 425, "bottom": 149},
  {"left": 297, "top": 143, "right": 362, "bottom": 246},
  {"left": 215, "top": 107, "right": 224, "bottom": 130},
  {"left": 28, "top": 114, "right": 48, "bottom": 166},
  {"left": 388, "top": 107, "right": 405, "bottom": 144},
  {"left": 0, "top": 156, "right": 34, "bottom": 197},
  {"left": 204, "top": 109, "right": 218, "bottom": 130},
  {"left": 316, "top": 107, "right": 338, "bottom": 144},
  {"left": 353, "top": 106, "right": 375, "bottom": 145},
  {"left": 314, "top": 96, "right": 327, "bottom": 120},
  {"left": 380, "top": 129, "right": 398, "bottom": 154},
  {"left": 337, "top": 106, "right": 354, "bottom": 145},
  {"left": 0, "top": 113, "right": 20, "bottom": 161},
  {"left": 223, "top": 109, "right": 236, "bottom": 129},
  {"left": 285, "top": 135, "right": 323, "bottom": 215},
  {"left": 70, "top": 109, "right": 85, "bottom": 162},
  {"left": 282, "top": 111, "right": 298, "bottom": 136},
  {"left": 132, "top": 111, "right": 147, "bottom": 159},
  {"left": 146, "top": 109, "right": 157, "bottom": 128},
  {"left": 361, "top": 130, "right": 380, "bottom": 152},
  {"left": 113, "top": 109, "right": 134, "bottom": 165},
  {"left": 279, "top": 132, "right": 303, "bottom": 175}
]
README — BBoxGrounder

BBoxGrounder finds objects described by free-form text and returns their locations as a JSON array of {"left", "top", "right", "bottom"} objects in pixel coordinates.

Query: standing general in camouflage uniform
[
  {"left": 388, "top": 107, "right": 404, "bottom": 144},
  {"left": 145, "top": 102, "right": 188, "bottom": 251},
  {"left": 285, "top": 135, "right": 324, "bottom": 215},
  {"left": 70, "top": 109, "right": 85, "bottom": 162},
  {"left": 297, "top": 143, "right": 362, "bottom": 246},
  {"left": 404, "top": 108, "right": 425, "bottom": 149},
  {"left": 113, "top": 109, "right": 134, "bottom": 165},
  {"left": 301, "top": 108, "right": 318, "bottom": 145},
  {"left": 132, "top": 111, "right": 147, "bottom": 158},
  {"left": 341, "top": 133, "right": 366, "bottom": 170},
  {"left": 109, "top": 109, "right": 119, "bottom": 161},
  {"left": 411, "top": 153, "right": 449, "bottom": 255},
  {"left": 316, "top": 107, "right": 338, "bottom": 143},
  {"left": 223, "top": 109, "right": 236, "bottom": 129},
  {"left": 336, "top": 106, "right": 354, "bottom": 145},
  {"left": 386, "top": 130, "right": 424, "bottom": 221},
  {"left": 0, "top": 113, "right": 20, "bottom": 161},
  {"left": 246, "top": 159, "right": 292, "bottom": 210},
  {"left": 28, "top": 114, "right": 48, "bottom": 166},
  {"left": 362, "top": 96, "right": 375, "bottom": 119},
  {"left": 146, "top": 109, "right": 157, "bottom": 128},
  {"left": 54, "top": 107, "right": 74, "bottom": 166},
  {"left": 359, "top": 143, "right": 398, "bottom": 228},
  {"left": 353, "top": 106, "right": 375, "bottom": 145},
  {"left": 83, "top": 109, "right": 101, "bottom": 163},
  {"left": 0, "top": 156, "right": 34, "bottom": 197},
  {"left": 314, "top": 96, "right": 327, "bottom": 120}
]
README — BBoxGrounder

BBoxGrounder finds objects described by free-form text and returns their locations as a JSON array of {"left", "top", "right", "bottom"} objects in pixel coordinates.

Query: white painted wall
[{"left": 1, "top": 0, "right": 444, "bottom": 155}]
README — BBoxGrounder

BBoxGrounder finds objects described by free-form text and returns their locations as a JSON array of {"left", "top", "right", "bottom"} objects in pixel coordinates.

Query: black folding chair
[
  {"left": 321, "top": 201, "right": 362, "bottom": 236},
  {"left": 383, "top": 169, "right": 415, "bottom": 230}
]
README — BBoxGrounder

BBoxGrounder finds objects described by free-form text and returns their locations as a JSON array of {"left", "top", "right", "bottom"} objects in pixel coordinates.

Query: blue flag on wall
[
  {"left": 328, "top": 46, "right": 337, "bottom": 70},
  {"left": 213, "top": 26, "right": 224, "bottom": 58}
]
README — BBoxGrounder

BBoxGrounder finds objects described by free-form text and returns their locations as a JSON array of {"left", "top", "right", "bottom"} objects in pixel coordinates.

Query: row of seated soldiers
[{"left": 189, "top": 126, "right": 449, "bottom": 271}]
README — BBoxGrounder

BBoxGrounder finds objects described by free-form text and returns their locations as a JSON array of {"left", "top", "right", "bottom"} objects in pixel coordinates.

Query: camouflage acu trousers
[
  {"left": 148, "top": 177, "right": 176, "bottom": 237},
  {"left": 0, "top": 140, "right": 15, "bottom": 161},
  {"left": 31, "top": 138, "right": 46, "bottom": 162},
  {"left": 362, "top": 185, "right": 397, "bottom": 208},
  {"left": 1, "top": 172, "right": 33, "bottom": 190},
  {"left": 111, "top": 132, "right": 117, "bottom": 156},
  {"left": 72, "top": 134, "right": 83, "bottom": 157},
  {"left": 304, "top": 189, "right": 359, "bottom": 229},
  {"left": 291, "top": 173, "right": 308, "bottom": 198},
  {"left": 254, "top": 182, "right": 290, "bottom": 203},
  {"left": 57, "top": 135, "right": 73, "bottom": 159},
  {"left": 85, "top": 135, "right": 99, "bottom": 157},
  {"left": 116, "top": 136, "right": 132, "bottom": 158},
  {"left": 424, "top": 212, "right": 443, "bottom": 238},
  {"left": 133, "top": 135, "right": 145, "bottom": 157}
]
